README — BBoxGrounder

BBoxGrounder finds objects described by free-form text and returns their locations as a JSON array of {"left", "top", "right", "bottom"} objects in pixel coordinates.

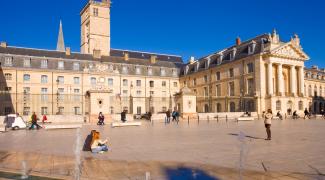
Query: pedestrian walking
[
  {"left": 121, "top": 110, "right": 126, "bottom": 123},
  {"left": 304, "top": 108, "right": 311, "bottom": 119},
  {"left": 264, "top": 109, "right": 272, "bottom": 140},
  {"left": 29, "top": 112, "right": 41, "bottom": 130},
  {"left": 166, "top": 109, "right": 171, "bottom": 123},
  {"left": 97, "top": 112, "right": 105, "bottom": 125}
]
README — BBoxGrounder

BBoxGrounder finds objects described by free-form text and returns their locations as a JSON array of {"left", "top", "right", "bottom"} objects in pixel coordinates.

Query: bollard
[
  {"left": 207, "top": 116, "right": 209, "bottom": 123},
  {"left": 188, "top": 116, "right": 189, "bottom": 125},
  {"left": 226, "top": 115, "right": 228, "bottom": 123},
  {"left": 217, "top": 115, "right": 219, "bottom": 123},
  {"left": 198, "top": 115, "right": 200, "bottom": 125}
]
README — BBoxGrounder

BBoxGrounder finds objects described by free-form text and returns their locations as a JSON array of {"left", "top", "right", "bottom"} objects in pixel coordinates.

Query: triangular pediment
[{"left": 270, "top": 42, "right": 309, "bottom": 61}]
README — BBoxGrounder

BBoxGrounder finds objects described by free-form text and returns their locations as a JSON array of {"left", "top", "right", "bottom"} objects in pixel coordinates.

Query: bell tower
[{"left": 80, "top": 0, "right": 111, "bottom": 56}]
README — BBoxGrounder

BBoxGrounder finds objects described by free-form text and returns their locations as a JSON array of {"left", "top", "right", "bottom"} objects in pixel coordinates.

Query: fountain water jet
[
  {"left": 237, "top": 131, "right": 249, "bottom": 180},
  {"left": 74, "top": 128, "right": 82, "bottom": 180},
  {"left": 21, "top": 160, "right": 28, "bottom": 179}
]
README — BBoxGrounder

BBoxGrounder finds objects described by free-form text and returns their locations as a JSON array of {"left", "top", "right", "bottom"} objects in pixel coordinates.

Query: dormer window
[
  {"left": 248, "top": 41, "right": 257, "bottom": 55},
  {"left": 161, "top": 68, "right": 166, "bottom": 76},
  {"left": 172, "top": 69, "right": 178, "bottom": 77},
  {"left": 58, "top": 61, "right": 64, "bottom": 70},
  {"left": 73, "top": 62, "right": 80, "bottom": 71},
  {"left": 122, "top": 66, "right": 128, "bottom": 74},
  {"left": 4, "top": 57, "right": 12, "bottom": 66},
  {"left": 24, "top": 58, "right": 31, "bottom": 67},
  {"left": 230, "top": 48, "right": 236, "bottom": 60},
  {"left": 217, "top": 54, "right": 223, "bottom": 65},
  {"left": 135, "top": 66, "right": 141, "bottom": 74},
  {"left": 148, "top": 67, "right": 153, "bottom": 75}
]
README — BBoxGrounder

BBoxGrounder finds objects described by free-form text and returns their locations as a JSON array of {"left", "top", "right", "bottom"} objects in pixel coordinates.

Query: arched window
[
  {"left": 91, "top": 77, "right": 96, "bottom": 85},
  {"left": 204, "top": 104, "right": 209, "bottom": 113},
  {"left": 4, "top": 73, "right": 12, "bottom": 80},
  {"left": 229, "top": 102, "right": 236, "bottom": 112},
  {"left": 308, "top": 85, "right": 312, "bottom": 97},
  {"left": 23, "top": 74, "right": 30, "bottom": 82},
  {"left": 276, "top": 100, "right": 281, "bottom": 111},
  {"left": 314, "top": 85, "right": 318, "bottom": 97}
]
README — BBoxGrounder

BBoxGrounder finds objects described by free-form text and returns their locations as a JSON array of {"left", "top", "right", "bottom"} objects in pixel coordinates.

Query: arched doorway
[
  {"left": 229, "top": 102, "right": 236, "bottom": 112},
  {"left": 204, "top": 104, "right": 209, "bottom": 113},
  {"left": 287, "top": 101, "right": 293, "bottom": 115},
  {"left": 216, "top": 103, "right": 222, "bottom": 112}
]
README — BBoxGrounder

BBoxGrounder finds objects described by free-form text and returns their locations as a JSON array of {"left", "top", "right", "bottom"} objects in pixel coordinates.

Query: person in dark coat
[
  {"left": 166, "top": 110, "right": 171, "bottom": 123},
  {"left": 304, "top": 108, "right": 310, "bottom": 119},
  {"left": 97, "top": 112, "right": 105, "bottom": 125},
  {"left": 83, "top": 130, "right": 97, "bottom": 151},
  {"left": 121, "top": 110, "right": 126, "bottom": 123}
]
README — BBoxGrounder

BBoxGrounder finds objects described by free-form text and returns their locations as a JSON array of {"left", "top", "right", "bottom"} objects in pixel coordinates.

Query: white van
[{"left": 4, "top": 114, "right": 27, "bottom": 130}]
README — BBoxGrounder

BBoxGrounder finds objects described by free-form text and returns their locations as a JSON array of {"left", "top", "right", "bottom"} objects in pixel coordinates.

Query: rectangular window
[
  {"left": 161, "top": 69, "right": 166, "bottom": 76},
  {"left": 204, "top": 87, "right": 208, "bottom": 97},
  {"left": 74, "top": 89, "right": 81, "bottom": 101},
  {"left": 91, "top": 77, "right": 96, "bottom": 85},
  {"left": 41, "top": 107, "right": 48, "bottom": 115},
  {"left": 108, "top": 78, "right": 113, "bottom": 86},
  {"left": 173, "top": 82, "right": 178, "bottom": 87},
  {"left": 74, "top": 107, "right": 81, "bottom": 115},
  {"left": 123, "top": 79, "right": 128, "bottom": 86},
  {"left": 23, "top": 87, "right": 30, "bottom": 101},
  {"left": 193, "top": 78, "right": 197, "bottom": 86},
  {"left": 41, "top": 60, "right": 48, "bottom": 68},
  {"left": 4, "top": 107, "right": 12, "bottom": 114},
  {"left": 136, "top": 67, "right": 141, "bottom": 74},
  {"left": 229, "top": 68, "right": 234, "bottom": 78},
  {"left": 58, "top": 88, "right": 64, "bottom": 101},
  {"left": 247, "top": 78, "right": 254, "bottom": 95},
  {"left": 23, "top": 87, "right": 30, "bottom": 94},
  {"left": 150, "top": 91, "right": 154, "bottom": 96},
  {"left": 57, "top": 76, "right": 64, "bottom": 84},
  {"left": 136, "top": 80, "right": 141, "bottom": 87},
  {"left": 74, "top": 77, "right": 80, "bottom": 85},
  {"left": 24, "top": 58, "right": 31, "bottom": 67},
  {"left": 162, "top": 81, "right": 166, "bottom": 87},
  {"left": 23, "top": 107, "right": 30, "bottom": 116},
  {"left": 93, "top": 8, "right": 98, "bottom": 16},
  {"left": 149, "top": 81, "right": 154, "bottom": 88},
  {"left": 123, "top": 90, "right": 128, "bottom": 95},
  {"left": 58, "top": 107, "right": 64, "bottom": 115},
  {"left": 216, "top": 84, "right": 221, "bottom": 97},
  {"left": 229, "top": 82, "right": 235, "bottom": 96},
  {"left": 204, "top": 75, "right": 208, "bottom": 83},
  {"left": 41, "top": 88, "right": 48, "bottom": 102},
  {"left": 216, "top": 72, "right": 221, "bottom": 81},
  {"left": 247, "top": 63, "right": 254, "bottom": 73},
  {"left": 73, "top": 62, "right": 80, "bottom": 71},
  {"left": 58, "top": 61, "right": 64, "bottom": 70},
  {"left": 137, "top": 106, "right": 141, "bottom": 115},
  {"left": 41, "top": 75, "right": 48, "bottom": 84},
  {"left": 136, "top": 90, "right": 142, "bottom": 96},
  {"left": 4, "top": 73, "right": 12, "bottom": 80}
]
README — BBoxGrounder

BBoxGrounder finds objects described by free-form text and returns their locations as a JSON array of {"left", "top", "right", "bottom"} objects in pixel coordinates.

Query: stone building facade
[{"left": 0, "top": 0, "right": 324, "bottom": 119}]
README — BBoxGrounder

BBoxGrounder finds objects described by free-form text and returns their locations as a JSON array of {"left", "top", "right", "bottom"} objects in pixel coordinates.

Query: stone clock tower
[{"left": 80, "top": 0, "right": 111, "bottom": 56}]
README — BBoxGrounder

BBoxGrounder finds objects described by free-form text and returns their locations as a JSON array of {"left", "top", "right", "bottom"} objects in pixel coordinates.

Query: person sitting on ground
[
  {"left": 29, "top": 112, "right": 42, "bottom": 130},
  {"left": 83, "top": 130, "right": 97, "bottom": 151},
  {"left": 91, "top": 132, "right": 109, "bottom": 153}
]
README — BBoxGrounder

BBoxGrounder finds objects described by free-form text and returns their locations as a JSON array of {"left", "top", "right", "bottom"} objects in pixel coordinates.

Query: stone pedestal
[
  {"left": 175, "top": 86, "right": 197, "bottom": 118},
  {"left": 87, "top": 90, "right": 112, "bottom": 124}
]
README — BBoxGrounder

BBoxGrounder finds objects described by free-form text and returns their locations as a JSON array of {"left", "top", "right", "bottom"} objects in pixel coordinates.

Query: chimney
[
  {"left": 0, "top": 42, "right": 7, "bottom": 48},
  {"left": 236, "top": 37, "right": 241, "bottom": 46},
  {"left": 65, "top": 47, "right": 71, "bottom": 56},
  {"left": 189, "top": 56, "right": 195, "bottom": 64},
  {"left": 93, "top": 49, "right": 101, "bottom": 59},
  {"left": 150, "top": 55, "right": 157, "bottom": 64},
  {"left": 124, "top": 52, "right": 129, "bottom": 61}
]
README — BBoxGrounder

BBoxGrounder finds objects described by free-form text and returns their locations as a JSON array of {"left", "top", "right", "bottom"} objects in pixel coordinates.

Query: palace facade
[{"left": 1, "top": 0, "right": 324, "bottom": 119}]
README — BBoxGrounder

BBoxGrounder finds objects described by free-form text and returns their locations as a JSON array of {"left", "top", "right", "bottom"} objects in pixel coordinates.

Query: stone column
[
  {"left": 277, "top": 64, "right": 284, "bottom": 96},
  {"left": 290, "top": 66, "right": 297, "bottom": 96},
  {"left": 299, "top": 66, "right": 305, "bottom": 96},
  {"left": 267, "top": 62, "right": 273, "bottom": 96}
]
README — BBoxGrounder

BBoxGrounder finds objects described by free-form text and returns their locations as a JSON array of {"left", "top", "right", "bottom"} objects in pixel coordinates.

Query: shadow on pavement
[
  {"left": 164, "top": 166, "right": 219, "bottom": 180},
  {"left": 228, "top": 133, "right": 264, "bottom": 140}
]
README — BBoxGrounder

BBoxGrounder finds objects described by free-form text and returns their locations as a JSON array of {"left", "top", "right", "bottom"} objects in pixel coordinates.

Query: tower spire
[{"left": 56, "top": 20, "right": 65, "bottom": 51}]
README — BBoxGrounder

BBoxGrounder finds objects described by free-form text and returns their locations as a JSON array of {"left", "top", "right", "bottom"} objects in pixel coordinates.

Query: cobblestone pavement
[{"left": 0, "top": 119, "right": 324, "bottom": 179}]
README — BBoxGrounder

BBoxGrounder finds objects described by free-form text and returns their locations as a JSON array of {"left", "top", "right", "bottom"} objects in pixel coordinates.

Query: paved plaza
[{"left": 0, "top": 119, "right": 325, "bottom": 179}]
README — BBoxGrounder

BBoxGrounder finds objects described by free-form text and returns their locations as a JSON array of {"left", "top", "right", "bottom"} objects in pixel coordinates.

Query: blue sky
[{"left": 1, "top": 0, "right": 325, "bottom": 67}]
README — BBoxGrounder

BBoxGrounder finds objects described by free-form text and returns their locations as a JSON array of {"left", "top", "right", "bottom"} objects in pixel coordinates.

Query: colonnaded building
[{"left": 0, "top": 0, "right": 324, "bottom": 121}]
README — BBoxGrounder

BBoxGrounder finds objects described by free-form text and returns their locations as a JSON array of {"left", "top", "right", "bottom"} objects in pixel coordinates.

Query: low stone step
[
  {"left": 111, "top": 122, "right": 141, "bottom": 128},
  {"left": 44, "top": 124, "right": 83, "bottom": 130}
]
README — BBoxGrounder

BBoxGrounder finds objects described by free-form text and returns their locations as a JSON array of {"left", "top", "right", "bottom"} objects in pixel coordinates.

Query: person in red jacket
[{"left": 42, "top": 114, "right": 48, "bottom": 124}]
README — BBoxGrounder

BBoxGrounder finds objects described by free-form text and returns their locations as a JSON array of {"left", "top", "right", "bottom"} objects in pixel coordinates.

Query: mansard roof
[
  {"left": 0, "top": 46, "right": 183, "bottom": 68},
  {"left": 181, "top": 34, "right": 269, "bottom": 75}
]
